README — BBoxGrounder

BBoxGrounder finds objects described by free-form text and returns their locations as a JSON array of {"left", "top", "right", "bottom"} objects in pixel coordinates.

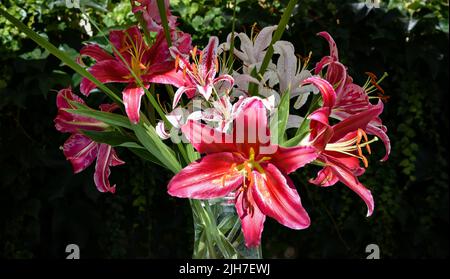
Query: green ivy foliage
[{"left": 0, "top": 0, "right": 448, "bottom": 258}]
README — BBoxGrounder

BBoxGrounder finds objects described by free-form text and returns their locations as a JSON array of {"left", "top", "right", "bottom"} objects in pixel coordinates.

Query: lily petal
[
  {"left": 235, "top": 188, "right": 266, "bottom": 247},
  {"left": 366, "top": 123, "right": 390, "bottom": 161},
  {"left": 181, "top": 120, "right": 236, "bottom": 154},
  {"left": 167, "top": 152, "right": 245, "bottom": 199},
  {"left": 173, "top": 86, "right": 197, "bottom": 108},
  {"left": 233, "top": 97, "right": 271, "bottom": 156},
  {"left": 310, "top": 166, "right": 339, "bottom": 187},
  {"left": 80, "top": 44, "right": 114, "bottom": 62},
  {"left": 122, "top": 85, "right": 146, "bottom": 124},
  {"left": 302, "top": 76, "right": 336, "bottom": 109},
  {"left": 201, "top": 36, "right": 219, "bottom": 75},
  {"left": 327, "top": 156, "right": 374, "bottom": 217},
  {"left": 80, "top": 60, "right": 130, "bottom": 95},
  {"left": 94, "top": 144, "right": 118, "bottom": 193},
  {"left": 331, "top": 100, "right": 383, "bottom": 142},
  {"left": 317, "top": 31, "right": 339, "bottom": 60},
  {"left": 270, "top": 145, "right": 318, "bottom": 174},
  {"left": 251, "top": 164, "right": 311, "bottom": 230},
  {"left": 63, "top": 134, "right": 98, "bottom": 173}
]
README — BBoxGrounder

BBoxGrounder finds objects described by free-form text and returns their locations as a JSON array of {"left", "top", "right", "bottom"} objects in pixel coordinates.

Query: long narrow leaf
[{"left": 0, "top": 8, "right": 122, "bottom": 104}]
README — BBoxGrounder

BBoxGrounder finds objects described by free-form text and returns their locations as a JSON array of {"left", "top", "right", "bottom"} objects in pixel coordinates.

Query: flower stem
[
  {"left": 248, "top": 0, "right": 300, "bottom": 95},
  {"left": 156, "top": 0, "right": 172, "bottom": 47}
]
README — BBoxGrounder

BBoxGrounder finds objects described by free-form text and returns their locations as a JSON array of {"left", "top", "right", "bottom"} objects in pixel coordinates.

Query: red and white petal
[
  {"left": 317, "top": 31, "right": 339, "bottom": 60},
  {"left": 172, "top": 86, "right": 196, "bottom": 108},
  {"left": 213, "top": 74, "right": 234, "bottom": 89},
  {"left": 109, "top": 148, "right": 125, "bottom": 167},
  {"left": 167, "top": 152, "right": 245, "bottom": 199},
  {"left": 366, "top": 123, "right": 390, "bottom": 162},
  {"left": 302, "top": 76, "right": 336, "bottom": 109},
  {"left": 251, "top": 164, "right": 311, "bottom": 230},
  {"left": 94, "top": 144, "right": 117, "bottom": 193},
  {"left": 122, "top": 85, "right": 146, "bottom": 124},
  {"left": 235, "top": 188, "right": 266, "bottom": 248},
  {"left": 200, "top": 36, "right": 219, "bottom": 75},
  {"left": 145, "top": 69, "right": 186, "bottom": 89},
  {"left": 62, "top": 134, "right": 98, "bottom": 174}
]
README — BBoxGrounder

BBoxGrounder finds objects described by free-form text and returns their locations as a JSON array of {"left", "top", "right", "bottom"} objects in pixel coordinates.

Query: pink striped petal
[
  {"left": 200, "top": 36, "right": 219, "bottom": 75},
  {"left": 366, "top": 123, "right": 391, "bottom": 162},
  {"left": 94, "top": 144, "right": 118, "bottom": 193},
  {"left": 122, "top": 85, "right": 146, "bottom": 124},
  {"left": 167, "top": 152, "right": 245, "bottom": 199},
  {"left": 235, "top": 188, "right": 266, "bottom": 247},
  {"left": 302, "top": 76, "right": 336, "bottom": 109},
  {"left": 62, "top": 134, "right": 98, "bottom": 173},
  {"left": 251, "top": 164, "right": 311, "bottom": 230},
  {"left": 145, "top": 68, "right": 186, "bottom": 88},
  {"left": 317, "top": 31, "right": 339, "bottom": 60},
  {"left": 172, "top": 86, "right": 196, "bottom": 108},
  {"left": 213, "top": 74, "right": 234, "bottom": 88}
]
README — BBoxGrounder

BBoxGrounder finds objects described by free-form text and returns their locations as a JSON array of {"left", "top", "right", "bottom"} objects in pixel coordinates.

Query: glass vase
[{"left": 190, "top": 194, "right": 262, "bottom": 259}]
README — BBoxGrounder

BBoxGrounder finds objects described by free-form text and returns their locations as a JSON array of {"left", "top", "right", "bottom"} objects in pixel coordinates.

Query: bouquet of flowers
[{"left": 0, "top": 0, "right": 390, "bottom": 259}]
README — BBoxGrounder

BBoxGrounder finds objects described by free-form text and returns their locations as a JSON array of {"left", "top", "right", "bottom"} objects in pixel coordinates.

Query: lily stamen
[{"left": 325, "top": 129, "right": 378, "bottom": 168}]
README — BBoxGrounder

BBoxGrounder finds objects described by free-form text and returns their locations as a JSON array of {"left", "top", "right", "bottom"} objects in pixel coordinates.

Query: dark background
[{"left": 0, "top": 0, "right": 448, "bottom": 258}]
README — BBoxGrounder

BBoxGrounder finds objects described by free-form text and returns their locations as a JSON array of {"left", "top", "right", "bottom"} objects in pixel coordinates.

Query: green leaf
[
  {"left": 132, "top": 123, "right": 182, "bottom": 174},
  {"left": 186, "top": 143, "right": 200, "bottom": 163},
  {"left": 66, "top": 106, "right": 133, "bottom": 130},
  {"left": 249, "top": 0, "right": 299, "bottom": 95},
  {"left": 270, "top": 90, "right": 290, "bottom": 145},
  {"left": 81, "top": 130, "right": 134, "bottom": 146},
  {"left": 128, "top": 147, "right": 165, "bottom": 168}
]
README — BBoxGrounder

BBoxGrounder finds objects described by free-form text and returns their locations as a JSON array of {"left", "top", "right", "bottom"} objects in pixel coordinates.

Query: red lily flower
[
  {"left": 79, "top": 26, "right": 192, "bottom": 124},
  {"left": 315, "top": 31, "right": 390, "bottom": 161},
  {"left": 170, "top": 36, "right": 234, "bottom": 108},
  {"left": 168, "top": 97, "right": 318, "bottom": 247},
  {"left": 54, "top": 88, "right": 125, "bottom": 193},
  {"left": 306, "top": 99, "right": 384, "bottom": 217}
]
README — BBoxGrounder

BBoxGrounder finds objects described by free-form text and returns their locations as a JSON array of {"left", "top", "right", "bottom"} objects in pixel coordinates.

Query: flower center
[
  {"left": 119, "top": 34, "right": 148, "bottom": 78},
  {"left": 175, "top": 46, "right": 219, "bottom": 87},
  {"left": 325, "top": 129, "right": 378, "bottom": 168}
]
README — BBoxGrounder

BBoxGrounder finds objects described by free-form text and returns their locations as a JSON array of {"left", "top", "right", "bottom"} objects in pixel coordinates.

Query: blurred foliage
[{"left": 0, "top": 0, "right": 448, "bottom": 258}]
